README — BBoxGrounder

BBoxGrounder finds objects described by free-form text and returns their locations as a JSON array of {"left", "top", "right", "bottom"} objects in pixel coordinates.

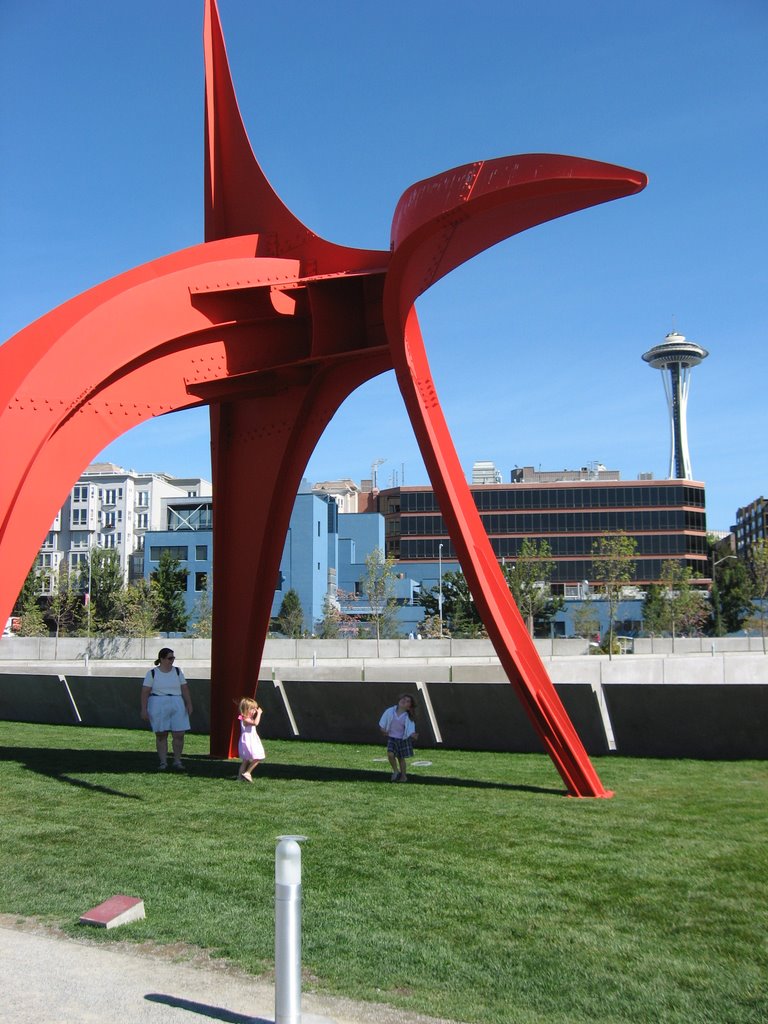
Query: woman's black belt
[{"left": 150, "top": 692, "right": 179, "bottom": 697}]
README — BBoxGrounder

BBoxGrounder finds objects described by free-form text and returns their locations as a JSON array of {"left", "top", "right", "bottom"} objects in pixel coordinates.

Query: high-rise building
[
  {"left": 379, "top": 472, "right": 708, "bottom": 587},
  {"left": 733, "top": 496, "right": 767, "bottom": 562},
  {"left": 642, "top": 331, "right": 709, "bottom": 480}
]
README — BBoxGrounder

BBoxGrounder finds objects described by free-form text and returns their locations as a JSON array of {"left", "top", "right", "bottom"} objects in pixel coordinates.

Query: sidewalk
[{"left": 0, "top": 916, "right": 460, "bottom": 1024}]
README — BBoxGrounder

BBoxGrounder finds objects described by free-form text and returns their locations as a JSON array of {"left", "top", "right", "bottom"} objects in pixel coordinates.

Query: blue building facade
[
  {"left": 274, "top": 489, "right": 339, "bottom": 632},
  {"left": 143, "top": 497, "right": 213, "bottom": 624}
]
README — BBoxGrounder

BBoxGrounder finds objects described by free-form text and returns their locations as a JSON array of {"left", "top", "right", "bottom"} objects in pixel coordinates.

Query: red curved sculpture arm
[{"left": 383, "top": 157, "right": 645, "bottom": 797}]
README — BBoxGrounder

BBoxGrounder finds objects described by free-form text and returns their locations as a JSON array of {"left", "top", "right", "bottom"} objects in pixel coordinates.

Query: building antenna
[{"left": 371, "top": 458, "right": 386, "bottom": 491}]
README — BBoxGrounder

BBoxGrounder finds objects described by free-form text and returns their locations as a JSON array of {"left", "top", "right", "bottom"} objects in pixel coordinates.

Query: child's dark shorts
[{"left": 387, "top": 736, "right": 414, "bottom": 759}]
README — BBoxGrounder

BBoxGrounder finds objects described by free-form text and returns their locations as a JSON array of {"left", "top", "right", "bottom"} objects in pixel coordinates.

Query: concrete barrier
[
  {"left": 1, "top": 652, "right": 767, "bottom": 758},
  {"left": 0, "top": 674, "right": 78, "bottom": 725},
  {"left": 278, "top": 680, "right": 425, "bottom": 746},
  {"left": 62, "top": 675, "right": 212, "bottom": 733},
  {"left": 423, "top": 682, "right": 608, "bottom": 755},
  {"left": 603, "top": 684, "right": 768, "bottom": 758}
]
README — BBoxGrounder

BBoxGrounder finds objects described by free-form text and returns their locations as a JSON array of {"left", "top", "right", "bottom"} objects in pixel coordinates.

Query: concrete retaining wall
[
  {"left": 1, "top": 670, "right": 765, "bottom": 758},
  {"left": 602, "top": 684, "right": 767, "bottom": 758}
]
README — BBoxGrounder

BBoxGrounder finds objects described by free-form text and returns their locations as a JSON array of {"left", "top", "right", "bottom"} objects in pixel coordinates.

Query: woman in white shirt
[{"left": 140, "top": 648, "right": 193, "bottom": 770}]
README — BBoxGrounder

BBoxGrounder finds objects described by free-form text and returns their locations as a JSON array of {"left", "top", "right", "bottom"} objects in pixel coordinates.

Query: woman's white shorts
[{"left": 148, "top": 694, "right": 190, "bottom": 733}]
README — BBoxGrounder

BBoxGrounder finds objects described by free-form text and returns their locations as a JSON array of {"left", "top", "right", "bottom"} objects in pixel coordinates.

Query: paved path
[{"left": 1, "top": 917, "right": 461, "bottom": 1024}]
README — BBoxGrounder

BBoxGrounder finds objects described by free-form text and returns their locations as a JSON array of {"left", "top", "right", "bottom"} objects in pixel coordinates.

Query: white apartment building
[
  {"left": 312, "top": 478, "right": 362, "bottom": 514},
  {"left": 37, "top": 462, "right": 212, "bottom": 592},
  {"left": 471, "top": 461, "right": 503, "bottom": 485}
]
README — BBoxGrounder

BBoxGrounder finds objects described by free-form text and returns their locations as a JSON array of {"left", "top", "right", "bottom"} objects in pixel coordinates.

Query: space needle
[{"left": 642, "top": 331, "right": 709, "bottom": 480}]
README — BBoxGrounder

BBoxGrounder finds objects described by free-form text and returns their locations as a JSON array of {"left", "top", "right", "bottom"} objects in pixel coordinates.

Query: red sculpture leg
[
  {"left": 206, "top": 339, "right": 391, "bottom": 758},
  {"left": 395, "top": 308, "right": 611, "bottom": 796}
]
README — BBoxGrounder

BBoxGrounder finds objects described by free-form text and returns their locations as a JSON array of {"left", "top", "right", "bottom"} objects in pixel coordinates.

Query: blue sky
[{"left": 2, "top": 0, "right": 766, "bottom": 531}]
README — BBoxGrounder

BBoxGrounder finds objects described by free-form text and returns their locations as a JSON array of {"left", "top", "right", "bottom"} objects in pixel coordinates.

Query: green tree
[
  {"left": 746, "top": 540, "right": 768, "bottom": 654},
  {"left": 642, "top": 583, "right": 667, "bottom": 636},
  {"left": 13, "top": 564, "right": 40, "bottom": 617},
  {"left": 417, "top": 613, "right": 443, "bottom": 638},
  {"left": 189, "top": 581, "right": 213, "bottom": 638},
  {"left": 362, "top": 547, "right": 400, "bottom": 649},
  {"left": 710, "top": 557, "right": 751, "bottom": 636},
  {"left": 121, "top": 580, "right": 159, "bottom": 637},
  {"left": 274, "top": 588, "right": 305, "bottom": 638},
  {"left": 572, "top": 597, "right": 601, "bottom": 641},
  {"left": 48, "top": 563, "right": 85, "bottom": 646},
  {"left": 417, "top": 570, "right": 484, "bottom": 637},
  {"left": 17, "top": 566, "right": 48, "bottom": 637},
  {"left": 87, "top": 548, "right": 125, "bottom": 634},
  {"left": 502, "top": 539, "right": 560, "bottom": 636},
  {"left": 151, "top": 550, "right": 189, "bottom": 635},
  {"left": 591, "top": 533, "right": 637, "bottom": 659},
  {"left": 659, "top": 560, "right": 709, "bottom": 645},
  {"left": 318, "top": 593, "right": 341, "bottom": 638}
]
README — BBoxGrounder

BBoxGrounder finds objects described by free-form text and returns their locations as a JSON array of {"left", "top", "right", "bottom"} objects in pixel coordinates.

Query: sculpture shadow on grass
[{"left": 0, "top": 745, "right": 565, "bottom": 797}]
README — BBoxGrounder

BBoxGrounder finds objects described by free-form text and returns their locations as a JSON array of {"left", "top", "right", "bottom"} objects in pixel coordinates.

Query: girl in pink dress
[{"left": 237, "top": 697, "right": 265, "bottom": 782}]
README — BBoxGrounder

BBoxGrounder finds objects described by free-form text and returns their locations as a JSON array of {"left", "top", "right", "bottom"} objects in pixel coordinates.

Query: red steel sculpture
[{"left": 0, "top": 0, "right": 646, "bottom": 795}]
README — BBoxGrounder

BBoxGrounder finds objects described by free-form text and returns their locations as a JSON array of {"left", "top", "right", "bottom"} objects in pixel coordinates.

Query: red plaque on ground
[{"left": 79, "top": 894, "right": 145, "bottom": 929}]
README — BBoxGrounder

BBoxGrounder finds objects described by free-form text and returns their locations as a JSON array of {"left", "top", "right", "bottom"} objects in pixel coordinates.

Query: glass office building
[{"left": 380, "top": 479, "right": 708, "bottom": 587}]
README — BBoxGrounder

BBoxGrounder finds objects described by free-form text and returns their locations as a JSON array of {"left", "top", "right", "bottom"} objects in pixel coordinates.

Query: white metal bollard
[{"left": 275, "top": 835, "right": 307, "bottom": 1024}]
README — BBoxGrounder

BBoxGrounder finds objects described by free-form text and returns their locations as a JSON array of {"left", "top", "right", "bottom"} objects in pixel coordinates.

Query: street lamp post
[
  {"left": 438, "top": 543, "right": 443, "bottom": 638},
  {"left": 711, "top": 552, "right": 737, "bottom": 638},
  {"left": 86, "top": 535, "right": 93, "bottom": 639}
]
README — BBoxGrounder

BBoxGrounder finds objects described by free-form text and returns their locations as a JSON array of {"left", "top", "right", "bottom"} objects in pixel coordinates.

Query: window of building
[
  {"left": 149, "top": 545, "right": 188, "bottom": 561},
  {"left": 137, "top": 513, "right": 148, "bottom": 530},
  {"left": 196, "top": 545, "right": 208, "bottom": 560},
  {"left": 136, "top": 491, "right": 149, "bottom": 507},
  {"left": 195, "top": 571, "right": 208, "bottom": 592}
]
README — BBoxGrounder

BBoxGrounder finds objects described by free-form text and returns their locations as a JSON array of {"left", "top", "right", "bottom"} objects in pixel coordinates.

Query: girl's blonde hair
[{"left": 238, "top": 696, "right": 260, "bottom": 716}]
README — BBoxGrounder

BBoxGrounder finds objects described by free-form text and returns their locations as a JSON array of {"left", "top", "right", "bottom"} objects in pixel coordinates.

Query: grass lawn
[{"left": 0, "top": 721, "right": 766, "bottom": 1024}]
